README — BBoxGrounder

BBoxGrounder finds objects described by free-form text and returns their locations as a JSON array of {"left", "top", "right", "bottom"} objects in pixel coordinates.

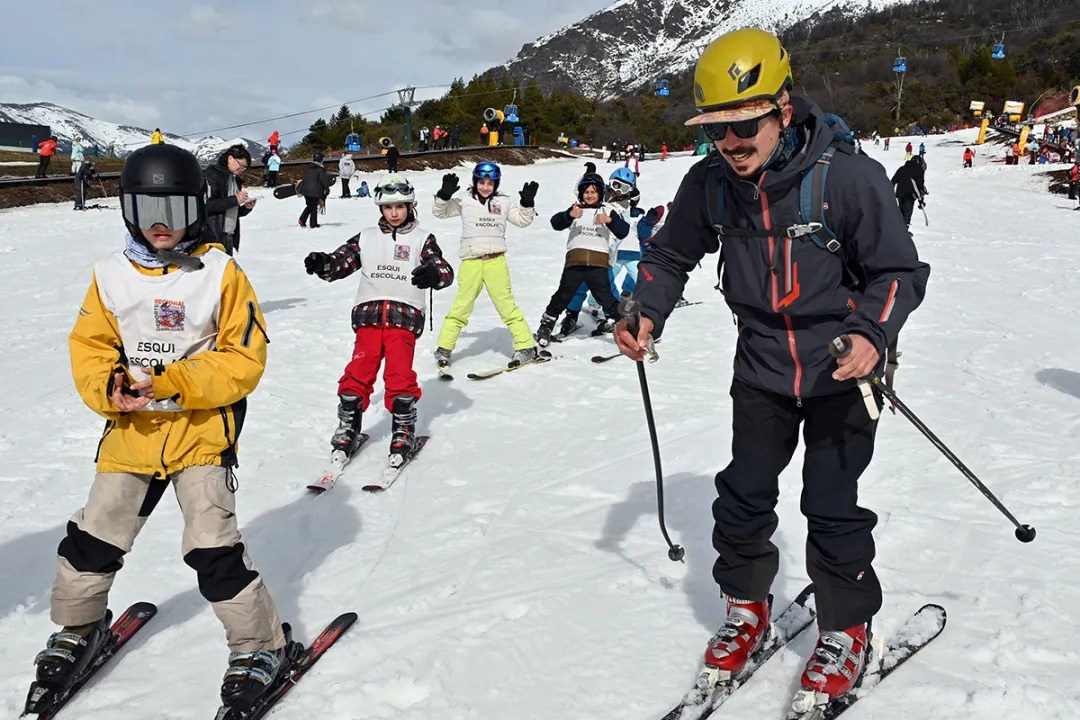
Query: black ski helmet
[
  {"left": 577, "top": 172, "right": 606, "bottom": 202},
  {"left": 120, "top": 144, "right": 207, "bottom": 241}
]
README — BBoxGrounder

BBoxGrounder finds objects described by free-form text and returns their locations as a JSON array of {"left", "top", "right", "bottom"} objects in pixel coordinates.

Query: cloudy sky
[{"left": 0, "top": 0, "right": 612, "bottom": 144}]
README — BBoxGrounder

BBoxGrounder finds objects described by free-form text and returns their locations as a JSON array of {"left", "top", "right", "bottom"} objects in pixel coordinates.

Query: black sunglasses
[{"left": 702, "top": 110, "right": 780, "bottom": 141}]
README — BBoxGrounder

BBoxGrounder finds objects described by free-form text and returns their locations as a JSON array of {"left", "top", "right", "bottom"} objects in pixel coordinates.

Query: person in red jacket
[
  {"left": 267, "top": 130, "right": 280, "bottom": 153},
  {"left": 35, "top": 135, "right": 58, "bottom": 177},
  {"left": 1069, "top": 163, "right": 1079, "bottom": 203},
  {"left": 661, "top": 143, "right": 669, "bottom": 161},
  {"left": 962, "top": 147, "right": 975, "bottom": 168}
]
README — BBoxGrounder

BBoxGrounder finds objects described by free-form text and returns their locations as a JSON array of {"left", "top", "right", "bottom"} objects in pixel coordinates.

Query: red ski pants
[{"left": 337, "top": 326, "right": 421, "bottom": 411}]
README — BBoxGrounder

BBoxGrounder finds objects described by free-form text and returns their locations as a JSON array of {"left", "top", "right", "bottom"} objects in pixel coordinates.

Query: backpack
[{"left": 704, "top": 112, "right": 863, "bottom": 290}]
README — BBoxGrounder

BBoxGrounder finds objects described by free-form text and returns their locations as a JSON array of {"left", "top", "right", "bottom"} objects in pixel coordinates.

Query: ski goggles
[
  {"left": 701, "top": 110, "right": 780, "bottom": 141},
  {"left": 473, "top": 164, "right": 500, "bottom": 180},
  {"left": 375, "top": 183, "right": 414, "bottom": 197},
  {"left": 609, "top": 178, "right": 634, "bottom": 194},
  {"left": 121, "top": 193, "right": 200, "bottom": 230}
]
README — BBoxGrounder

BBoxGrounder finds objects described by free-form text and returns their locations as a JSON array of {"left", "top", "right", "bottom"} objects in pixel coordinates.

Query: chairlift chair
[
  {"left": 893, "top": 56, "right": 907, "bottom": 73},
  {"left": 992, "top": 43, "right": 1006, "bottom": 60},
  {"left": 344, "top": 132, "right": 362, "bottom": 152},
  {"left": 655, "top": 79, "right": 670, "bottom": 97},
  {"left": 504, "top": 104, "right": 519, "bottom": 123}
]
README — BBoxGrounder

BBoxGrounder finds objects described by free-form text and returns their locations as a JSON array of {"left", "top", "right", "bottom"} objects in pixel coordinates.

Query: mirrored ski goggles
[
  {"left": 474, "top": 165, "right": 500, "bottom": 180},
  {"left": 609, "top": 178, "right": 634, "bottom": 194},
  {"left": 375, "top": 183, "right": 414, "bottom": 197},
  {"left": 121, "top": 193, "right": 200, "bottom": 230},
  {"left": 701, "top": 110, "right": 779, "bottom": 141}
]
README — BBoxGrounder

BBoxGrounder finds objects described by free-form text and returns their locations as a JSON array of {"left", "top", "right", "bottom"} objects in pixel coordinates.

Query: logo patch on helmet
[{"left": 152, "top": 173, "right": 165, "bottom": 185}]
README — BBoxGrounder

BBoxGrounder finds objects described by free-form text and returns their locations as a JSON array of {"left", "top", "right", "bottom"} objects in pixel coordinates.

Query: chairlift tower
[{"left": 395, "top": 87, "right": 422, "bottom": 152}]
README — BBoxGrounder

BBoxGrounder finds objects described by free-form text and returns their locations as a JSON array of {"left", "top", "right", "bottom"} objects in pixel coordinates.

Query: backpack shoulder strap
[{"left": 704, "top": 157, "right": 726, "bottom": 234}]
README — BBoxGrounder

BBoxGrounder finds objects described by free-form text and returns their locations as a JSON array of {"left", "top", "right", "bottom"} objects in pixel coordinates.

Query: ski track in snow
[{"left": 0, "top": 130, "right": 1078, "bottom": 718}]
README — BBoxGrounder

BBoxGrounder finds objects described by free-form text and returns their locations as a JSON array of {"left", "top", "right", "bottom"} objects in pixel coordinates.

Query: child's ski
[
  {"left": 362, "top": 436, "right": 431, "bottom": 492},
  {"left": 466, "top": 356, "right": 552, "bottom": 380},
  {"left": 307, "top": 434, "right": 371, "bottom": 494},
  {"left": 24, "top": 602, "right": 158, "bottom": 719},
  {"left": 214, "top": 612, "right": 358, "bottom": 720}
]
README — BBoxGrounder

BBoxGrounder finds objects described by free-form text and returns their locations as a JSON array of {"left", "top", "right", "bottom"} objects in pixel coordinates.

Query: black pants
[
  {"left": 897, "top": 196, "right": 915, "bottom": 226},
  {"left": 387, "top": 159, "right": 398, "bottom": 172},
  {"left": 712, "top": 380, "right": 882, "bottom": 631},
  {"left": 36, "top": 156, "right": 50, "bottom": 177},
  {"left": 341, "top": 178, "right": 351, "bottom": 197},
  {"left": 74, "top": 180, "right": 86, "bottom": 209},
  {"left": 299, "top": 196, "right": 321, "bottom": 227},
  {"left": 545, "top": 265, "right": 620, "bottom": 319}
]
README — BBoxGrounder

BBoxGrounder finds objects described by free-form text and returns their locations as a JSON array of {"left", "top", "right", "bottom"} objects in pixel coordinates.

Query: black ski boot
[
  {"left": 559, "top": 311, "right": 580, "bottom": 337},
  {"left": 434, "top": 347, "right": 451, "bottom": 369},
  {"left": 219, "top": 646, "right": 289, "bottom": 714},
  {"left": 591, "top": 317, "right": 616, "bottom": 336},
  {"left": 534, "top": 313, "right": 557, "bottom": 347},
  {"left": 330, "top": 394, "right": 362, "bottom": 456},
  {"left": 26, "top": 613, "right": 112, "bottom": 711},
  {"left": 388, "top": 396, "right": 418, "bottom": 468}
]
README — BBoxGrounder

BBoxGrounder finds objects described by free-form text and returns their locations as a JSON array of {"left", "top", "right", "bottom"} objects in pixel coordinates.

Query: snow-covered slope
[
  {"left": 0, "top": 102, "right": 263, "bottom": 161},
  {"left": 498, "top": 0, "right": 918, "bottom": 98},
  {"left": 0, "top": 134, "right": 1075, "bottom": 719}
]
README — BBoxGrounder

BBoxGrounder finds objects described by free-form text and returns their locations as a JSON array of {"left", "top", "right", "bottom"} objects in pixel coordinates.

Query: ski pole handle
[
  {"left": 828, "top": 335, "right": 879, "bottom": 420},
  {"left": 619, "top": 295, "right": 658, "bottom": 363}
]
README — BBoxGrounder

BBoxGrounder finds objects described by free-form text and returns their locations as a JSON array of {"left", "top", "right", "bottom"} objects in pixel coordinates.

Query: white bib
[
  {"left": 352, "top": 225, "right": 427, "bottom": 309},
  {"left": 566, "top": 204, "right": 617, "bottom": 254},
  {"left": 95, "top": 248, "right": 230, "bottom": 412}
]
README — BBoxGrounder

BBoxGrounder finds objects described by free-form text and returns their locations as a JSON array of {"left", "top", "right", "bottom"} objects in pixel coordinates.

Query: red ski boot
[
  {"left": 791, "top": 624, "right": 869, "bottom": 714},
  {"left": 703, "top": 597, "right": 771, "bottom": 679}
]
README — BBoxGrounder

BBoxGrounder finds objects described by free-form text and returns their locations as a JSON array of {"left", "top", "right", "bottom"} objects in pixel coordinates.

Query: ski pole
[
  {"left": 619, "top": 295, "right": 684, "bottom": 562},
  {"left": 829, "top": 336, "right": 1036, "bottom": 543}
]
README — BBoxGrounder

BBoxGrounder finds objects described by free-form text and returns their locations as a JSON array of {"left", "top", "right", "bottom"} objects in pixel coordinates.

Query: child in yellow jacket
[{"left": 26, "top": 145, "right": 290, "bottom": 717}]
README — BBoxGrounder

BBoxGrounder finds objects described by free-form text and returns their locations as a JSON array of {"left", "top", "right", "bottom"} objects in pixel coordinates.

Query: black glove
[
  {"left": 411, "top": 262, "right": 440, "bottom": 289},
  {"left": 304, "top": 252, "right": 331, "bottom": 278},
  {"left": 436, "top": 173, "right": 460, "bottom": 201},
  {"left": 644, "top": 207, "right": 660, "bottom": 224},
  {"left": 518, "top": 181, "right": 538, "bottom": 208}
]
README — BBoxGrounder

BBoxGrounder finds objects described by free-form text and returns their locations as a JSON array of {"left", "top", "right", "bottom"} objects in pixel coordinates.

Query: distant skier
[
  {"left": 299, "top": 152, "right": 334, "bottom": 228},
  {"left": 963, "top": 147, "right": 975, "bottom": 168},
  {"left": 303, "top": 175, "right": 453, "bottom": 467},
  {"left": 338, "top": 153, "right": 355, "bottom": 198},
  {"left": 891, "top": 156, "right": 928, "bottom": 227},
  {"left": 73, "top": 160, "right": 97, "bottom": 210},
  {"left": 150, "top": 128, "right": 164, "bottom": 144},
  {"left": 386, "top": 143, "right": 399, "bottom": 173},
  {"left": 266, "top": 151, "right": 281, "bottom": 186},
  {"left": 267, "top": 130, "right": 280, "bottom": 153},
  {"left": 356, "top": 180, "right": 370, "bottom": 198},
  {"left": 35, "top": 135, "right": 57, "bottom": 177},
  {"left": 71, "top": 134, "right": 85, "bottom": 174}
]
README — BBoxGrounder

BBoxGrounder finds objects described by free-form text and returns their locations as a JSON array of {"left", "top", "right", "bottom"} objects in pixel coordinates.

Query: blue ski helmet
[
  {"left": 577, "top": 172, "right": 606, "bottom": 202},
  {"left": 609, "top": 167, "right": 637, "bottom": 187},
  {"left": 473, "top": 161, "right": 501, "bottom": 192}
]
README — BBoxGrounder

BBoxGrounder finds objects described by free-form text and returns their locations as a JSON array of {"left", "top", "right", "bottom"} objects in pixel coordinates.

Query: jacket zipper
[{"left": 759, "top": 184, "right": 804, "bottom": 405}]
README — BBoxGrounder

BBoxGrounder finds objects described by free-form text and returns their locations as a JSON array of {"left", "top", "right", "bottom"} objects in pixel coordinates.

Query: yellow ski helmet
[{"left": 686, "top": 28, "right": 793, "bottom": 126}]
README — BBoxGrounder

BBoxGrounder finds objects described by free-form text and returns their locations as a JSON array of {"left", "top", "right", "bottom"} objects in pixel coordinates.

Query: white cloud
[{"left": 182, "top": 5, "right": 234, "bottom": 36}]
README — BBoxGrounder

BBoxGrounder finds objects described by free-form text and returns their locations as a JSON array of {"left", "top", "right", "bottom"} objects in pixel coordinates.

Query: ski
[
  {"left": 660, "top": 584, "right": 816, "bottom": 720},
  {"left": 307, "top": 434, "right": 371, "bottom": 493},
  {"left": 674, "top": 300, "right": 703, "bottom": 308},
  {"left": 362, "top": 435, "right": 431, "bottom": 492},
  {"left": 24, "top": 601, "right": 158, "bottom": 719},
  {"left": 592, "top": 352, "right": 623, "bottom": 364},
  {"left": 437, "top": 365, "right": 454, "bottom": 381},
  {"left": 786, "top": 603, "right": 947, "bottom": 720},
  {"left": 466, "top": 355, "right": 552, "bottom": 380},
  {"left": 215, "top": 612, "right": 358, "bottom": 720}
]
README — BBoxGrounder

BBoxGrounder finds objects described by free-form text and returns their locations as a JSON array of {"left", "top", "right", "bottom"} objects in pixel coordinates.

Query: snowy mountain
[
  {"left": 497, "top": 0, "right": 918, "bottom": 98},
  {"left": 0, "top": 102, "right": 264, "bottom": 161}
]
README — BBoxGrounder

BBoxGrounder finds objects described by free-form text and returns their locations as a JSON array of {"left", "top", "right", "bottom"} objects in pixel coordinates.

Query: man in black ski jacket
[
  {"left": 298, "top": 152, "right": 334, "bottom": 228},
  {"left": 615, "top": 27, "right": 930, "bottom": 706},
  {"left": 891, "top": 156, "right": 928, "bottom": 227},
  {"left": 73, "top": 160, "right": 97, "bottom": 210},
  {"left": 204, "top": 145, "right": 255, "bottom": 254}
]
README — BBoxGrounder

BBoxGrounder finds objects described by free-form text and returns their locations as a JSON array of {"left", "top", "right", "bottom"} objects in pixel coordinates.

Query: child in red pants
[{"left": 304, "top": 174, "right": 453, "bottom": 468}]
